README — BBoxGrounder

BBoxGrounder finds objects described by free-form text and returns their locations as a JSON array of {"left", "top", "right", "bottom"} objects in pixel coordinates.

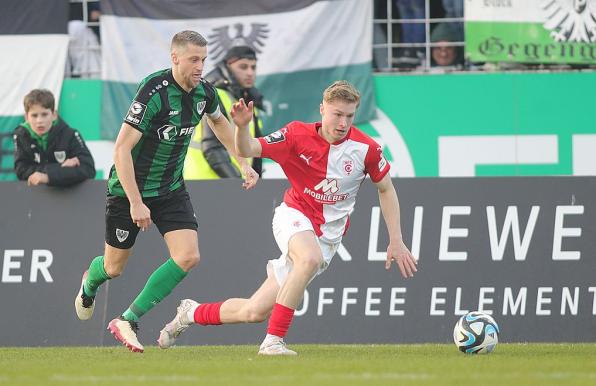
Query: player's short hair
[
  {"left": 23, "top": 89, "right": 55, "bottom": 113},
  {"left": 323, "top": 80, "right": 360, "bottom": 106},
  {"left": 171, "top": 30, "right": 208, "bottom": 52}
]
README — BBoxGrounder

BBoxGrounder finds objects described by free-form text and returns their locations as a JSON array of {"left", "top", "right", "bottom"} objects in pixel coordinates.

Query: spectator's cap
[
  {"left": 431, "top": 23, "right": 462, "bottom": 43},
  {"left": 224, "top": 45, "right": 257, "bottom": 63}
]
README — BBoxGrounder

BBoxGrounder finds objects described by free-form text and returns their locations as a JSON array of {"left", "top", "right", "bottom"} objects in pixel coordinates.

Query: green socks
[
  {"left": 122, "top": 258, "right": 187, "bottom": 321},
  {"left": 83, "top": 255, "right": 111, "bottom": 297}
]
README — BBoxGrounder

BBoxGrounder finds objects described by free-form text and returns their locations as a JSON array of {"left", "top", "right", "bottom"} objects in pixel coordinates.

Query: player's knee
[
  {"left": 104, "top": 264, "right": 123, "bottom": 278},
  {"left": 244, "top": 307, "right": 269, "bottom": 323},
  {"left": 295, "top": 254, "right": 322, "bottom": 275},
  {"left": 174, "top": 253, "right": 200, "bottom": 271}
]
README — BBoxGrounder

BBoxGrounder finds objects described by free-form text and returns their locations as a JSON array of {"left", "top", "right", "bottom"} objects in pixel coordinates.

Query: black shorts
[{"left": 105, "top": 188, "right": 198, "bottom": 249}]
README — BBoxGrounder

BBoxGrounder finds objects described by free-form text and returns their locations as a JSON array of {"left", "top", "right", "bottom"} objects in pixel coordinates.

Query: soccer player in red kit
[{"left": 158, "top": 80, "right": 418, "bottom": 355}]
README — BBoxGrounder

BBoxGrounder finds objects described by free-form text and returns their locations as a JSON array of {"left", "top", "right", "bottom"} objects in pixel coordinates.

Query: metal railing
[
  {"left": 373, "top": 0, "right": 465, "bottom": 72},
  {"left": 67, "top": 0, "right": 101, "bottom": 78}
]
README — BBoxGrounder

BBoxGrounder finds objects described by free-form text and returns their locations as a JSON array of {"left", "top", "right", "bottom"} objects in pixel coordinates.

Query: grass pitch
[{"left": 0, "top": 344, "right": 595, "bottom": 386}]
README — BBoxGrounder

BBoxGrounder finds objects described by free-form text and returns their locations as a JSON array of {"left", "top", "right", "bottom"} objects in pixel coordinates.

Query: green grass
[{"left": 1, "top": 344, "right": 595, "bottom": 386}]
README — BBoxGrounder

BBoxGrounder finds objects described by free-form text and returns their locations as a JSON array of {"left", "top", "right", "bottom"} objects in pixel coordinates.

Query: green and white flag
[
  {"left": 101, "top": 0, "right": 375, "bottom": 139},
  {"left": 0, "top": 0, "right": 69, "bottom": 132},
  {"left": 466, "top": 0, "right": 596, "bottom": 64},
  {"left": 0, "top": 0, "right": 69, "bottom": 177}
]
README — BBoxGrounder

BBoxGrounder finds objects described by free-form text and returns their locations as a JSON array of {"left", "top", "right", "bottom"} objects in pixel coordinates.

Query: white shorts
[{"left": 267, "top": 203, "right": 340, "bottom": 285}]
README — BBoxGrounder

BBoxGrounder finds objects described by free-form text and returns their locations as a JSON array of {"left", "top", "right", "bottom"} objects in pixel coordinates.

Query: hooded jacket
[
  {"left": 184, "top": 62, "right": 263, "bottom": 179},
  {"left": 13, "top": 118, "right": 96, "bottom": 186}
]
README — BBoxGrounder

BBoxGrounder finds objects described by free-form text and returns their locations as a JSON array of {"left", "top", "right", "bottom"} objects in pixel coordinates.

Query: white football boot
[
  {"left": 157, "top": 299, "right": 198, "bottom": 349},
  {"left": 258, "top": 335, "right": 298, "bottom": 356},
  {"left": 107, "top": 317, "right": 144, "bottom": 353},
  {"left": 74, "top": 270, "right": 95, "bottom": 320}
]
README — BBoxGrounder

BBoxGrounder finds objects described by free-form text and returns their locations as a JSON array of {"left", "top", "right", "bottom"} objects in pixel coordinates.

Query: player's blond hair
[
  {"left": 323, "top": 80, "right": 360, "bottom": 106},
  {"left": 23, "top": 89, "right": 55, "bottom": 113},
  {"left": 171, "top": 30, "right": 208, "bottom": 52}
]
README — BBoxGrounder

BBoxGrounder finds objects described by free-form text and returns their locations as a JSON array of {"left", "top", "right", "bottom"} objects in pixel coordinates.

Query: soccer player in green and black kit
[{"left": 73, "top": 30, "right": 258, "bottom": 353}]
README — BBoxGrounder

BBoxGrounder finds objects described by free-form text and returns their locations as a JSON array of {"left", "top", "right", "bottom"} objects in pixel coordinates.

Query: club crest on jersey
[
  {"left": 53, "top": 151, "right": 66, "bottom": 164},
  {"left": 197, "top": 101, "right": 206, "bottom": 115},
  {"left": 264, "top": 130, "right": 286, "bottom": 144},
  {"left": 343, "top": 159, "right": 354, "bottom": 175},
  {"left": 125, "top": 101, "right": 147, "bottom": 125},
  {"left": 116, "top": 228, "right": 129, "bottom": 243}
]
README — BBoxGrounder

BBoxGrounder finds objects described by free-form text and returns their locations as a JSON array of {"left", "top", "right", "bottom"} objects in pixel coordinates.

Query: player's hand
[
  {"left": 130, "top": 201, "right": 152, "bottom": 231},
  {"left": 230, "top": 98, "right": 254, "bottom": 128},
  {"left": 61, "top": 157, "right": 80, "bottom": 168},
  {"left": 241, "top": 163, "right": 259, "bottom": 190},
  {"left": 385, "top": 239, "right": 417, "bottom": 278},
  {"left": 27, "top": 172, "right": 49, "bottom": 186}
]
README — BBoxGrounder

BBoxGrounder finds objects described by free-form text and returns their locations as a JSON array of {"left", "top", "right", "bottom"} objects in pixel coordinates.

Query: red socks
[
  {"left": 194, "top": 302, "right": 224, "bottom": 325},
  {"left": 267, "top": 303, "right": 295, "bottom": 337}
]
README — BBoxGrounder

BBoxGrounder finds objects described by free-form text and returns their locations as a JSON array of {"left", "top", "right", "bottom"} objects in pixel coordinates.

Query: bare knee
[
  {"left": 104, "top": 262, "right": 124, "bottom": 278},
  {"left": 294, "top": 254, "right": 322, "bottom": 275},
  {"left": 173, "top": 252, "right": 200, "bottom": 271},
  {"left": 242, "top": 306, "right": 270, "bottom": 323}
]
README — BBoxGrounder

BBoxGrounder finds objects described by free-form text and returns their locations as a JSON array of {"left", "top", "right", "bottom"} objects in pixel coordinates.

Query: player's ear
[
  {"left": 171, "top": 51, "right": 179, "bottom": 65},
  {"left": 319, "top": 103, "right": 324, "bottom": 116}
]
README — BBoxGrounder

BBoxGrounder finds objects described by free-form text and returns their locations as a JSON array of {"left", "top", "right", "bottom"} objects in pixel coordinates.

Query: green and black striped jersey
[{"left": 108, "top": 69, "right": 220, "bottom": 198}]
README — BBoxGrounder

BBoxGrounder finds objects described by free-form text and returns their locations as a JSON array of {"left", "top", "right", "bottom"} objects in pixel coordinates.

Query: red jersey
[{"left": 258, "top": 121, "right": 390, "bottom": 243}]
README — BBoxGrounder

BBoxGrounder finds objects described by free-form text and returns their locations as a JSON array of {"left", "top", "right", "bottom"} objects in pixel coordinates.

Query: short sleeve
[
  {"left": 258, "top": 124, "right": 293, "bottom": 164},
  {"left": 365, "top": 142, "right": 390, "bottom": 182},
  {"left": 203, "top": 81, "right": 221, "bottom": 118},
  {"left": 123, "top": 82, "right": 161, "bottom": 133}
]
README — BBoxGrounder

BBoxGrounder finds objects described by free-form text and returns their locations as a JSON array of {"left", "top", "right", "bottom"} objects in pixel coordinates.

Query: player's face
[
  {"left": 227, "top": 58, "right": 257, "bottom": 88},
  {"left": 319, "top": 99, "right": 357, "bottom": 143},
  {"left": 25, "top": 104, "right": 56, "bottom": 136},
  {"left": 173, "top": 43, "right": 207, "bottom": 90}
]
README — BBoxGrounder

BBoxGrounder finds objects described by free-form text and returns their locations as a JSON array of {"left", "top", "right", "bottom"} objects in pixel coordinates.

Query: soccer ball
[{"left": 453, "top": 311, "right": 500, "bottom": 354}]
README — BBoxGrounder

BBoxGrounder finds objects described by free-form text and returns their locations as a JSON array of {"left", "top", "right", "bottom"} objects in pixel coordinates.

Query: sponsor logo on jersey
[
  {"left": 157, "top": 125, "right": 178, "bottom": 141},
  {"left": 54, "top": 151, "right": 66, "bottom": 164},
  {"left": 168, "top": 110, "right": 179, "bottom": 116},
  {"left": 157, "top": 125, "right": 195, "bottom": 141},
  {"left": 304, "top": 178, "right": 349, "bottom": 204},
  {"left": 264, "top": 129, "right": 286, "bottom": 144},
  {"left": 125, "top": 100, "right": 147, "bottom": 125},
  {"left": 116, "top": 228, "right": 129, "bottom": 243},
  {"left": 197, "top": 101, "right": 206, "bottom": 115},
  {"left": 299, "top": 154, "right": 312, "bottom": 165}
]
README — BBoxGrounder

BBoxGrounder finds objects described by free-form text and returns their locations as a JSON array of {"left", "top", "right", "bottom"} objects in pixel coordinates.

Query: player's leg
[
  {"left": 158, "top": 274, "right": 279, "bottom": 348},
  {"left": 75, "top": 195, "right": 139, "bottom": 321},
  {"left": 120, "top": 229, "right": 198, "bottom": 324},
  {"left": 110, "top": 189, "right": 198, "bottom": 352},
  {"left": 259, "top": 230, "right": 322, "bottom": 356},
  {"left": 109, "top": 230, "right": 197, "bottom": 353}
]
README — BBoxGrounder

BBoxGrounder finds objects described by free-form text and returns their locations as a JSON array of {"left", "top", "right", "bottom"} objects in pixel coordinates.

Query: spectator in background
[
  {"left": 67, "top": 1, "right": 101, "bottom": 78},
  {"left": 13, "top": 89, "right": 96, "bottom": 186},
  {"left": 442, "top": 0, "right": 464, "bottom": 38},
  {"left": 430, "top": 23, "right": 464, "bottom": 69},
  {"left": 184, "top": 45, "right": 263, "bottom": 179},
  {"left": 394, "top": 0, "right": 426, "bottom": 68}
]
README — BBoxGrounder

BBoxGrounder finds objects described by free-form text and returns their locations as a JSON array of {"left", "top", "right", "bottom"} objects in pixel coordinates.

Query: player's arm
[
  {"left": 207, "top": 108, "right": 258, "bottom": 189},
  {"left": 374, "top": 174, "right": 417, "bottom": 278},
  {"left": 113, "top": 122, "right": 152, "bottom": 230},
  {"left": 231, "top": 98, "right": 262, "bottom": 158}
]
